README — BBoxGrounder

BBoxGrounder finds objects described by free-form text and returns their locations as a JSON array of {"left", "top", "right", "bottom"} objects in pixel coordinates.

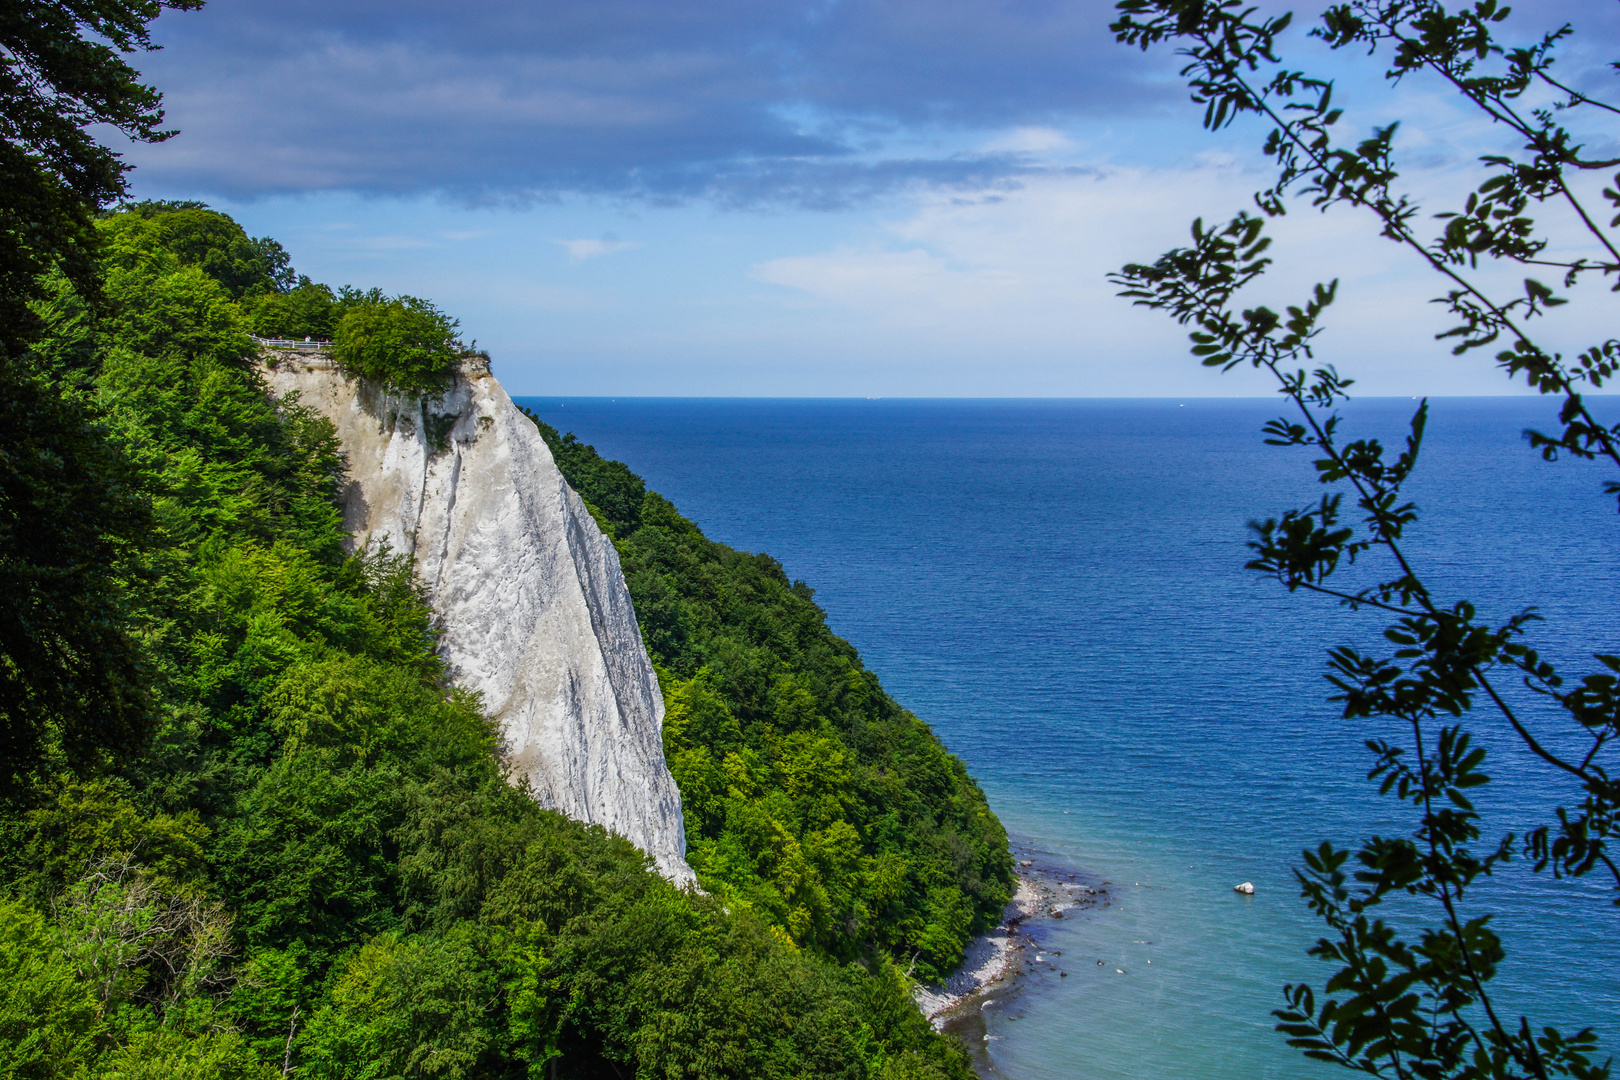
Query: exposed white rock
[
  {"left": 259, "top": 350, "right": 695, "bottom": 886},
  {"left": 1234, "top": 881, "right": 1255, "bottom": 895}
]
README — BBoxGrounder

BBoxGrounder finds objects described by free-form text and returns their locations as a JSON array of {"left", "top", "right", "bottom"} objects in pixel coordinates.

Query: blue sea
[{"left": 515, "top": 396, "right": 1620, "bottom": 1080}]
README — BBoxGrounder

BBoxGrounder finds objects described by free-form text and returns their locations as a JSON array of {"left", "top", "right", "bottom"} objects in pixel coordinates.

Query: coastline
[
  {"left": 912, "top": 874, "right": 1041, "bottom": 1026},
  {"left": 914, "top": 855, "right": 1109, "bottom": 1030}
]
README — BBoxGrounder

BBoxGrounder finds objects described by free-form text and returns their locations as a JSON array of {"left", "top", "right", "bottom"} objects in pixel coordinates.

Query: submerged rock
[{"left": 261, "top": 351, "right": 695, "bottom": 886}]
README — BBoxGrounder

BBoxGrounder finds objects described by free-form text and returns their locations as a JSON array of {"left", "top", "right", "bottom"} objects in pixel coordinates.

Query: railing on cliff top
[
  {"left": 251, "top": 335, "right": 479, "bottom": 355},
  {"left": 253, "top": 335, "right": 331, "bottom": 351}
]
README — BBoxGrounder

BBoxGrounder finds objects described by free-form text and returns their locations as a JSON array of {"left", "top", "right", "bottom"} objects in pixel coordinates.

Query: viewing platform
[{"left": 253, "top": 335, "right": 331, "bottom": 351}]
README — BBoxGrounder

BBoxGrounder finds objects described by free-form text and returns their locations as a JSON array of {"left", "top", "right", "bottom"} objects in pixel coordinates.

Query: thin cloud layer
[
  {"left": 554, "top": 238, "right": 639, "bottom": 259},
  {"left": 122, "top": 0, "right": 1167, "bottom": 204}
]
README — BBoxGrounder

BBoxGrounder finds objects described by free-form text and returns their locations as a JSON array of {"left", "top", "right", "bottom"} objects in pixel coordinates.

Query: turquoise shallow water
[{"left": 516, "top": 396, "right": 1620, "bottom": 1079}]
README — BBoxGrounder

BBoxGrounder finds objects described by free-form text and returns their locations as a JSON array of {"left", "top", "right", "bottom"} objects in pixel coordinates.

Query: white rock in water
[
  {"left": 261, "top": 352, "right": 695, "bottom": 886},
  {"left": 1234, "top": 881, "right": 1255, "bottom": 894}
]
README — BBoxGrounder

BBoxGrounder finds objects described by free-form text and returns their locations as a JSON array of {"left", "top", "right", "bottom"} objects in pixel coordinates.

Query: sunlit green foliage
[
  {"left": 102, "top": 202, "right": 292, "bottom": 299},
  {"left": 245, "top": 278, "right": 339, "bottom": 340},
  {"left": 0, "top": 0, "right": 207, "bottom": 797},
  {"left": 0, "top": 0, "right": 202, "bottom": 360},
  {"left": 332, "top": 296, "right": 461, "bottom": 396},
  {"left": 0, "top": 205, "right": 983, "bottom": 1078},
  {"left": 0, "top": 897, "right": 102, "bottom": 1077},
  {"left": 527, "top": 417, "right": 1014, "bottom": 980}
]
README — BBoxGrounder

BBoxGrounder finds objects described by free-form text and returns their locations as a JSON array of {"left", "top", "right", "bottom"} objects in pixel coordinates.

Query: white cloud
[
  {"left": 212, "top": 72, "right": 1620, "bottom": 398},
  {"left": 753, "top": 247, "right": 1015, "bottom": 308},
  {"left": 981, "top": 127, "right": 1073, "bottom": 154},
  {"left": 553, "top": 238, "right": 641, "bottom": 260},
  {"left": 748, "top": 162, "right": 1268, "bottom": 356},
  {"left": 120, "top": 0, "right": 1167, "bottom": 203},
  {"left": 741, "top": 152, "right": 1614, "bottom": 396}
]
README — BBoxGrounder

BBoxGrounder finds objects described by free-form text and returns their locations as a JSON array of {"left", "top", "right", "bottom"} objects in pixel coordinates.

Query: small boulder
[{"left": 1234, "top": 881, "right": 1255, "bottom": 895}]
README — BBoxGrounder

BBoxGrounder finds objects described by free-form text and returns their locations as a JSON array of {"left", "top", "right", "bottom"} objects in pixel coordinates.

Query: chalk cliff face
[{"left": 261, "top": 351, "right": 695, "bottom": 886}]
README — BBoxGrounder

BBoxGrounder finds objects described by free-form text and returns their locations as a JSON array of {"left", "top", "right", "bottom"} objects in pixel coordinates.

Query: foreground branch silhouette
[{"left": 1109, "top": 1, "right": 1619, "bottom": 1075}]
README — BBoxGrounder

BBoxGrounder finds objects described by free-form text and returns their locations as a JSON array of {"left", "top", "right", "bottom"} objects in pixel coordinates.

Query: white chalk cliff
[{"left": 260, "top": 350, "right": 695, "bottom": 886}]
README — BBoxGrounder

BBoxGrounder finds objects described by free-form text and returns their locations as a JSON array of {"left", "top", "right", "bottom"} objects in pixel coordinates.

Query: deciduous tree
[
  {"left": 0, "top": 0, "right": 202, "bottom": 786},
  {"left": 1, "top": 0, "right": 203, "bottom": 356}
]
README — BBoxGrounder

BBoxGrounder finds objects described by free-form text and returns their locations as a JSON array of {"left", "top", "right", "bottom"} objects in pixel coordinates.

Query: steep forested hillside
[
  {"left": 0, "top": 203, "right": 982, "bottom": 1078},
  {"left": 529, "top": 424, "right": 1013, "bottom": 980}
]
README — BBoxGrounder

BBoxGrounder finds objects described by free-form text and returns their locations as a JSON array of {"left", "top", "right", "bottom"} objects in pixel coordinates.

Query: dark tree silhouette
[{"left": 1111, "top": 1, "right": 1619, "bottom": 1075}]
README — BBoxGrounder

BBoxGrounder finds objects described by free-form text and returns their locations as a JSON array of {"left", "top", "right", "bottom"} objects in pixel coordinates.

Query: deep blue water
[{"left": 515, "top": 396, "right": 1620, "bottom": 1079}]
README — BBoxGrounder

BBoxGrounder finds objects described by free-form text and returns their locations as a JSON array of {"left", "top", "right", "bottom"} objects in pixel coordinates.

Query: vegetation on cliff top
[
  {"left": 329, "top": 296, "right": 462, "bottom": 396},
  {"left": 87, "top": 205, "right": 465, "bottom": 396}
]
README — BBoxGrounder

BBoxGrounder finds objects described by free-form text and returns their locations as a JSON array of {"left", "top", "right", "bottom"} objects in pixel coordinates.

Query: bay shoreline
[
  {"left": 912, "top": 873, "right": 1043, "bottom": 1027},
  {"left": 914, "top": 851, "right": 1111, "bottom": 1033}
]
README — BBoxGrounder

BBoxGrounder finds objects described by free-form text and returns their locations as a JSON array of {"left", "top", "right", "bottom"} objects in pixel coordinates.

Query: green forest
[{"left": 0, "top": 198, "right": 1008, "bottom": 1078}]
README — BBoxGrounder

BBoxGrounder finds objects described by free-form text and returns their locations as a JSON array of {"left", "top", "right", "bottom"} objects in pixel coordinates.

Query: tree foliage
[
  {"left": 0, "top": 2, "right": 204, "bottom": 793},
  {"left": 526, "top": 418, "right": 1015, "bottom": 981},
  {"left": 105, "top": 201, "right": 293, "bottom": 299},
  {"left": 332, "top": 296, "right": 462, "bottom": 396},
  {"left": 0, "top": 365, "right": 152, "bottom": 790},
  {"left": 0, "top": 0, "right": 202, "bottom": 357},
  {"left": 245, "top": 278, "right": 340, "bottom": 340},
  {"left": 7, "top": 6, "right": 996, "bottom": 1069},
  {"left": 1111, "top": 1, "right": 1618, "bottom": 1076}
]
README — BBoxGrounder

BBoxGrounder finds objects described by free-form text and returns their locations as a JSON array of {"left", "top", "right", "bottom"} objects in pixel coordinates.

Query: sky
[{"left": 116, "top": 0, "right": 1620, "bottom": 397}]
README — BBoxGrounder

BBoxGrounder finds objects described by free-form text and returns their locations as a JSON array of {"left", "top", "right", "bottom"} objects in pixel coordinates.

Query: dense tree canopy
[
  {"left": 0, "top": 367, "right": 152, "bottom": 791},
  {"left": 0, "top": 3, "right": 205, "bottom": 791},
  {"left": 245, "top": 278, "right": 340, "bottom": 340},
  {"left": 4, "top": 5, "right": 1002, "bottom": 1071},
  {"left": 331, "top": 295, "right": 462, "bottom": 396},
  {"left": 0, "top": 0, "right": 202, "bottom": 356},
  {"left": 0, "top": 204, "right": 989, "bottom": 1078},
  {"left": 107, "top": 200, "right": 293, "bottom": 299}
]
